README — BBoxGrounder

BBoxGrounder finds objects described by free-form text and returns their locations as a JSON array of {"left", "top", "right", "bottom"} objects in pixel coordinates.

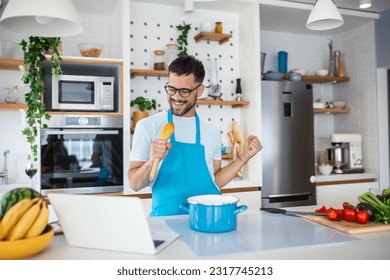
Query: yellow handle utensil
[{"left": 149, "top": 122, "right": 175, "bottom": 181}]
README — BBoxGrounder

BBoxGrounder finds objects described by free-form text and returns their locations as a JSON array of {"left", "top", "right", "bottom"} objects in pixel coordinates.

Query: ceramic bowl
[
  {"left": 200, "top": 22, "right": 214, "bottom": 32},
  {"left": 78, "top": 43, "right": 103, "bottom": 57},
  {"left": 0, "top": 225, "right": 53, "bottom": 260},
  {"left": 318, "top": 164, "right": 333, "bottom": 175},
  {"left": 316, "top": 69, "right": 329, "bottom": 77},
  {"left": 332, "top": 100, "right": 347, "bottom": 108},
  {"left": 263, "top": 72, "right": 284, "bottom": 81},
  {"left": 290, "top": 69, "right": 307, "bottom": 75}
]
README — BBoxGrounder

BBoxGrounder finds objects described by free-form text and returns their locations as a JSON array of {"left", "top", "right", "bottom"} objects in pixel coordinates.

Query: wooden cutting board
[{"left": 303, "top": 215, "right": 390, "bottom": 235}]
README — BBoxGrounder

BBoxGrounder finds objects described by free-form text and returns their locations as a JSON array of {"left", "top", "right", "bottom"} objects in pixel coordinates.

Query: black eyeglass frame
[{"left": 164, "top": 82, "right": 202, "bottom": 98}]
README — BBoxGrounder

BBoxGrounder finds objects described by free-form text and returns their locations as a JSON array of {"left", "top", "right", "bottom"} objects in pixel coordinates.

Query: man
[{"left": 128, "top": 55, "right": 262, "bottom": 216}]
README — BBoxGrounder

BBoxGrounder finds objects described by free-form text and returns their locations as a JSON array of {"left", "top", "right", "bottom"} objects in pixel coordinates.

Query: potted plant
[
  {"left": 130, "top": 97, "right": 157, "bottom": 131},
  {"left": 20, "top": 37, "right": 63, "bottom": 164},
  {"left": 176, "top": 21, "right": 191, "bottom": 56}
]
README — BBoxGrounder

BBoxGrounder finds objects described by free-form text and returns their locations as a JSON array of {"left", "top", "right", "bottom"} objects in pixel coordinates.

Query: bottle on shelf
[
  {"left": 165, "top": 44, "right": 178, "bottom": 69},
  {"left": 153, "top": 50, "right": 165, "bottom": 70},
  {"left": 215, "top": 22, "right": 223, "bottom": 33}
]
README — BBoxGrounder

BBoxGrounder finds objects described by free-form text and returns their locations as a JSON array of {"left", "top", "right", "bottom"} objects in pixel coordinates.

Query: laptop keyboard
[{"left": 153, "top": 239, "right": 165, "bottom": 248}]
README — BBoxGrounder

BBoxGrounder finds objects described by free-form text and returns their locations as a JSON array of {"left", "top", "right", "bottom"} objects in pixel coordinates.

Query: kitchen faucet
[{"left": 0, "top": 149, "right": 9, "bottom": 185}]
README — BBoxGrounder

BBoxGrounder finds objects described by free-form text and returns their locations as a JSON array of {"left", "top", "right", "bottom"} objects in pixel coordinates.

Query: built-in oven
[{"left": 40, "top": 115, "right": 123, "bottom": 195}]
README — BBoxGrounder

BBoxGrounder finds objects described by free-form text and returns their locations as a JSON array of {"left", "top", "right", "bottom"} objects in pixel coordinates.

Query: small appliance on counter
[{"left": 327, "top": 133, "right": 364, "bottom": 174}]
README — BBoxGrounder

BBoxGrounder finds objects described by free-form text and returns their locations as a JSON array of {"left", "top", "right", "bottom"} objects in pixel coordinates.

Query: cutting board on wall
[{"left": 303, "top": 215, "right": 390, "bottom": 235}]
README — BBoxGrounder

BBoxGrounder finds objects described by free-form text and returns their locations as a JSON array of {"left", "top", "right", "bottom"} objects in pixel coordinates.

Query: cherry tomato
[
  {"left": 326, "top": 208, "right": 340, "bottom": 221},
  {"left": 344, "top": 208, "right": 356, "bottom": 222},
  {"left": 336, "top": 208, "right": 344, "bottom": 220},
  {"left": 343, "top": 201, "right": 355, "bottom": 209},
  {"left": 356, "top": 210, "right": 369, "bottom": 224},
  {"left": 343, "top": 201, "right": 350, "bottom": 209},
  {"left": 315, "top": 205, "right": 327, "bottom": 213}
]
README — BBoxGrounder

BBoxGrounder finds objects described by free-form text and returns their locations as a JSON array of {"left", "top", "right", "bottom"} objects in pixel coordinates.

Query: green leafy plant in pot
[
  {"left": 20, "top": 37, "right": 63, "bottom": 163},
  {"left": 130, "top": 97, "right": 157, "bottom": 131}
]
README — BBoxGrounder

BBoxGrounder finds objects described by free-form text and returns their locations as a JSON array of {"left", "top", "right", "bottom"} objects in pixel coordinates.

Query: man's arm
[
  {"left": 214, "top": 135, "right": 262, "bottom": 188},
  {"left": 128, "top": 139, "right": 172, "bottom": 191}
]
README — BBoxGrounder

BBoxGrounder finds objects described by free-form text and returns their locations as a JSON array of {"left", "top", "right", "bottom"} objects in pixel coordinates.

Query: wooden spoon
[{"left": 149, "top": 122, "right": 175, "bottom": 181}]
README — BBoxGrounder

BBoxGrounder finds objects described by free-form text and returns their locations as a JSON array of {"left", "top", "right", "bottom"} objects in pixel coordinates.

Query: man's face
[{"left": 166, "top": 73, "right": 204, "bottom": 117}]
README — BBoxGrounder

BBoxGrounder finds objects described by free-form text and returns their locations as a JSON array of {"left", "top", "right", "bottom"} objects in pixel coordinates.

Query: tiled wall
[
  {"left": 260, "top": 22, "right": 378, "bottom": 173},
  {"left": 332, "top": 21, "right": 378, "bottom": 172}
]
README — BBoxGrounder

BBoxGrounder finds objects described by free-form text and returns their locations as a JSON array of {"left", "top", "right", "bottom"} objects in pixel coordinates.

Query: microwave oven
[{"left": 52, "top": 74, "right": 114, "bottom": 111}]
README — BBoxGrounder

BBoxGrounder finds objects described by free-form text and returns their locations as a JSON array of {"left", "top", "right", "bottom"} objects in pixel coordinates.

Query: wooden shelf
[
  {"left": 282, "top": 74, "right": 350, "bottom": 84},
  {"left": 194, "top": 32, "right": 232, "bottom": 45},
  {"left": 197, "top": 99, "right": 249, "bottom": 108},
  {"left": 130, "top": 69, "right": 168, "bottom": 79},
  {"left": 0, "top": 103, "right": 27, "bottom": 110},
  {"left": 0, "top": 58, "right": 23, "bottom": 70},
  {"left": 313, "top": 108, "right": 351, "bottom": 114},
  {"left": 222, "top": 154, "right": 233, "bottom": 160}
]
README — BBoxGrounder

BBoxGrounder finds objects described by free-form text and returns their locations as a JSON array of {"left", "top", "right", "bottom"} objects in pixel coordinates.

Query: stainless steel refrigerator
[{"left": 261, "top": 80, "right": 316, "bottom": 208}]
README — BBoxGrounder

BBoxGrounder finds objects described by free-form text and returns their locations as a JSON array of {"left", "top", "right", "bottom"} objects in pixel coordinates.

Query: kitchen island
[{"left": 29, "top": 209, "right": 389, "bottom": 260}]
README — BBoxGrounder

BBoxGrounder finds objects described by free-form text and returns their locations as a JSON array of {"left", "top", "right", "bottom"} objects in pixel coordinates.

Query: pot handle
[
  {"left": 234, "top": 205, "right": 248, "bottom": 215},
  {"left": 179, "top": 203, "right": 190, "bottom": 214}
]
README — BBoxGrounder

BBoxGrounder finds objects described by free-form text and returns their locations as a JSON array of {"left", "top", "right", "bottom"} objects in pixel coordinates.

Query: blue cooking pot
[{"left": 179, "top": 194, "right": 248, "bottom": 233}]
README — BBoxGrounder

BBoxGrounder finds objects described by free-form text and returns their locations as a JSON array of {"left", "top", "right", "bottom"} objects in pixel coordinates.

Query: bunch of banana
[{"left": 0, "top": 197, "right": 49, "bottom": 241}]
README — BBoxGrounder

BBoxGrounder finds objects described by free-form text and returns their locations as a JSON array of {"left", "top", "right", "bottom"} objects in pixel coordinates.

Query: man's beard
[{"left": 168, "top": 97, "right": 197, "bottom": 116}]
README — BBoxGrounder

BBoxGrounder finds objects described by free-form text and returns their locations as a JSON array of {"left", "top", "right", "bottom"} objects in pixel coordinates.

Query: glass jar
[
  {"left": 215, "top": 22, "right": 223, "bottom": 33},
  {"left": 165, "top": 44, "right": 178, "bottom": 69},
  {"left": 153, "top": 50, "right": 165, "bottom": 70}
]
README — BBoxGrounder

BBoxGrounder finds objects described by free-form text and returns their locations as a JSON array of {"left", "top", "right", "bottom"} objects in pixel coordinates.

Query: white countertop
[{"left": 29, "top": 210, "right": 389, "bottom": 260}]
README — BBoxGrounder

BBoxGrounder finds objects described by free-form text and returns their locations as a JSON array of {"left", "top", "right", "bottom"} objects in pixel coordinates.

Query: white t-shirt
[{"left": 129, "top": 111, "right": 222, "bottom": 181}]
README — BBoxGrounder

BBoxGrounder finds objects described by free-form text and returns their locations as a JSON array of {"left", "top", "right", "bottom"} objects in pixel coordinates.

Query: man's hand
[
  {"left": 240, "top": 135, "right": 262, "bottom": 163},
  {"left": 150, "top": 139, "right": 172, "bottom": 161}
]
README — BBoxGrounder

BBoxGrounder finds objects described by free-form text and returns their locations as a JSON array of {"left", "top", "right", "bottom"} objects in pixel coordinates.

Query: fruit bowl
[
  {"left": 0, "top": 225, "right": 53, "bottom": 259},
  {"left": 78, "top": 43, "right": 103, "bottom": 57}
]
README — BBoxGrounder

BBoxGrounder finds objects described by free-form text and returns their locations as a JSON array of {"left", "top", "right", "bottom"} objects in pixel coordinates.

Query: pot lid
[{"left": 187, "top": 194, "right": 239, "bottom": 206}]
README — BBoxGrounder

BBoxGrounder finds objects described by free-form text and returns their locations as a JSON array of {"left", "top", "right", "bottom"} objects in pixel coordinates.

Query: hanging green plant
[
  {"left": 176, "top": 21, "right": 191, "bottom": 56},
  {"left": 20, "top": 37, "right": 63, "bottom": 162}
]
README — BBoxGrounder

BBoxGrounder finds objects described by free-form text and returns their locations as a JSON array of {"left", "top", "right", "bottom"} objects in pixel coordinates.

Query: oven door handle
[{"left": 45, "top": 129, "right": 119, "bottom": 135}]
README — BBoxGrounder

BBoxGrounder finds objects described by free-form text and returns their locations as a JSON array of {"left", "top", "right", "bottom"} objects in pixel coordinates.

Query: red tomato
[
  {"left": 326, "top": 208, "right": 340, "bottom": 221},
  {"left": 337, "top": 208, "right": 344, "bottom": 220},
  {"left": 343, "top": 201, "right": 350, "bottom": 209},
  {"left": 356, "top": 210, "right": 369, "bottom": 224},
  {"left": 344, "top": 208, "right": 356, "bottom": 222},
  {"left": 315, "top": 205, "right": 327, "bottom": 213}
]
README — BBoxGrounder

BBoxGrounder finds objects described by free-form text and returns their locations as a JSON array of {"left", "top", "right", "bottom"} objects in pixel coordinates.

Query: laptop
[{"left": 48, "top": 193, "right": 179, "bottom": 255}]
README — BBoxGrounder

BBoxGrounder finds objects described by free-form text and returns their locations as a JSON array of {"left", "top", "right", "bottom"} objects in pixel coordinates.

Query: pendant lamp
[
  {"left": 359, "top": 0, "right": 372, "bottom": 9},
  {"left": 306, "top": 0, "right": 344, "bottom": 31},
  {"left": 0, "top": 0, "right": 83, "bottom": 37}
]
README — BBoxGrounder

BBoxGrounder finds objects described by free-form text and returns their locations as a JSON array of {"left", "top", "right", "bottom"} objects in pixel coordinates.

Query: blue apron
[{"left": 150, "top": 109, "right": 221, "bottom": 216}]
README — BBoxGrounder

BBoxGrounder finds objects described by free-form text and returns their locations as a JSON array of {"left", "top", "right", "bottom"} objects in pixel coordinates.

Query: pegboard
[{"left": 129, "top": 2, "right": 245, "bottom": 150}]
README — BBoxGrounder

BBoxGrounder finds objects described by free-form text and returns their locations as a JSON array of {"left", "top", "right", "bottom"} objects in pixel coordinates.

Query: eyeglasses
[{"left": 164, "top": 82, "right": 202, "bottom": 98}]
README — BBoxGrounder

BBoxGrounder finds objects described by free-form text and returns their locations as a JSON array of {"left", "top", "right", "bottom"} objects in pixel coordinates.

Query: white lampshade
[
  {"left": 0, "top": 0, "right": 83, "bottom": 37},
  {"left": 306, "top": 0, "right": 344, "bottom": 31},
  {"left": 359, "top": 0, "right": 372, "bottom": 9}
]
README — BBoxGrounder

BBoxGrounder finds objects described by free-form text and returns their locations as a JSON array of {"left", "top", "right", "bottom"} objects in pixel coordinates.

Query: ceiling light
[
  {"left": 183, "top": 0, "right": 218, "bottom": 13},
  {"left": 359, "top": 0, "right": 372, "bottom": 9},
  {"left": 306, "top": 0, "right": 344, "bottom": 31},
  {"left": 0, "top": 0, "right": 83, "bottom": 37}
]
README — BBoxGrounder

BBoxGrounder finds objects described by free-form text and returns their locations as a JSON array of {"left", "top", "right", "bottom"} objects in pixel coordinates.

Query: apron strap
[{"left": 167, "top": 109, "right": 201, "bottom": 144}]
